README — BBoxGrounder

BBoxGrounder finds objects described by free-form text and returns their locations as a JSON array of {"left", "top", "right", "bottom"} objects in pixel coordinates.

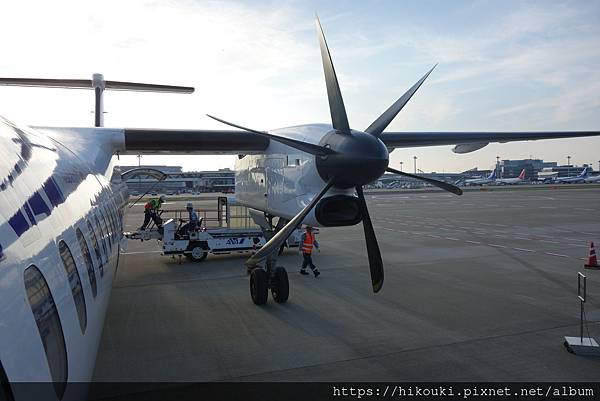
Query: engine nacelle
[
  {"left": 452, "top": 142, "right": 489, "bottom": 154},
  {"left": 315, "top": 195, "right": 362, "bottom": 227}
]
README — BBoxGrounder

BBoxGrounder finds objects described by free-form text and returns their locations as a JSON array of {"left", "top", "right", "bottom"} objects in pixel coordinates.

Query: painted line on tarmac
[
  {"left": 514, "top": 248, "right": 535, "bottom": 253},
  {"left": 488, "top": 244, "right": 507, "bottom": 248},
  {"left": 465, "top": 240, "right": 482, "bottom": 244},
  {"left": 121, "top": 250, "right": 163, "bottom": 255},
  {"left": 445, "top": 237, "right": 460, "bottom": 241},
  {"left": 544, "top": 252, "right": 570, "bottom": 258}
]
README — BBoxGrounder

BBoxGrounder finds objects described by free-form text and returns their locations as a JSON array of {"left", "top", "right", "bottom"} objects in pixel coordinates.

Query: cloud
[{"left": 0, "top": 0, "right": 598, "bottom": 173}]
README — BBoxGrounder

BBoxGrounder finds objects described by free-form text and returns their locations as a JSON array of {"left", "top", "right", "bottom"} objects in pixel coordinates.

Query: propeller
[
  {"left": 210, "top": 16, "right": 444, "bottom": 294},
  {"left": 386, "top": 167, "right": 463, "bottom": 195},
  {"left": 207, "top": 114, "right": 336, "bottom": 156},
  {"left": 365, "top": 65, "right": 437, "bottom": 137},
  {"left": 246, "top": 178, "right": 335, "bottom": 267},
  {"left": 355, "top": 186, "right": 384, "bottom": 292},
  {"left": 315, "top": 15, "right": 350, "bottom": 134}
]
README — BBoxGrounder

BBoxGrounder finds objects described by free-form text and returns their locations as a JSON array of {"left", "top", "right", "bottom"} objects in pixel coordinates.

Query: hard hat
[
  {"left": 186, "top": 202, "right": 193, "bottom": 209},
  {"left": 159, "top": 195, "right": 166, "bottom": 202}
]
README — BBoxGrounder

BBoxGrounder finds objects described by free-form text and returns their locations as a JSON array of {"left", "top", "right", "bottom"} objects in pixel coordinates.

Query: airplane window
[
  {"left": 24, "top": 265, "right": 67, "bottom": 400},
  {"left": 0, "top": 360, "right": 15, "bottom": 401},
  {"left": 111, "top": 204, "right": 121, "bottom": 234},
  {"left": 98, "top": 209, "right": 113, "bottom": 250},
  {"left": 58, "top": 240, "right": 87, "bottom": 333},
  {"left": 76, "top": 228, "right": 97, "bottom": 298},
  {"left": 86, "top": 220, "right": 104, "bottom": 277},
  {"left": 94, "top": 214, "right": 110, "bottom": 257},
  {"left": 105, "top": 205, "right": 117, "bottom": 241}
]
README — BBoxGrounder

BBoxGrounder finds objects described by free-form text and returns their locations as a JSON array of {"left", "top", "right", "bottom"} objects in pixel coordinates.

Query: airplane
[
  {"left": 584, "top": 173, "right": 600, "bottom": 183},
  {"left": 554, "top": 167, "right": 589, "bottom": 183},
  {"left": 464, "top": 168, "right": 497, "bottom": 186},
  {"left": 1, "top": 16, "right": 600, "bottom": 400},
  {"left": 495, "top": 169, "right": 526, "bottom": 185}
]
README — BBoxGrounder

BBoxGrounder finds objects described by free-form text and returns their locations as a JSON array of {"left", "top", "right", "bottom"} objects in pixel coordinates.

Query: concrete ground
[{"left": 92, "top": 188, "right": 600, "bottom": 385}]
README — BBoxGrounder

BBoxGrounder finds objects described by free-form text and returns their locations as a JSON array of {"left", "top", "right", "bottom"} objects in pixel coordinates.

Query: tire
[
  {"left": 271, "top": 267, "right": 289, "bottom": 304},
  {"left": 187, "top": 246, "right": 208, "bottom": 262},
  {"left": 250, "top": 268, "right": 268, "bottom": 305}
]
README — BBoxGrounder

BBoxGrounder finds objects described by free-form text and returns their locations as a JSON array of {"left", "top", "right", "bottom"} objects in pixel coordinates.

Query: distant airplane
[
  {"left": 584, "top": 172, "right": 600, "bottom": 183},
  {"left": 464, "top": 169, "right": 497, "bottom": 185},
  {"left": 554, "top": 167, "right": 589, "bottom": 183},
  {"left": 495, "top": 169, "right": 525, "bottom": 185}
]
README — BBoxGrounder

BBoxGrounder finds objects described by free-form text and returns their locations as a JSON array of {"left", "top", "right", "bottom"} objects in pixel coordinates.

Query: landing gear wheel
[
  {"left": 250, "top": 268, "right": 268, "bottom": 305},
  {"left": 187, "top": 246, "right": 208, "bottom": 262},
  {"left": 271, "top": 267, "right": 289, "bottom": 303}
]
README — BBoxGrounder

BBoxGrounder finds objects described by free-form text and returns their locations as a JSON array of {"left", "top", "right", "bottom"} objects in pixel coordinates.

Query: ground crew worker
[
  {"left": 140, "top": 195, "right": 166, "bottom": 230},
  {"left": 299, "top": 225, "right": 320, "bottom": 277},
  {"left": 179, "top": 202, "right": 200, "bottom": 236}
]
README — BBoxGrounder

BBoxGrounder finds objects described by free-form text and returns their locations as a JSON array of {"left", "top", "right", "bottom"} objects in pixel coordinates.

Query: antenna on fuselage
[{"left": 0, "top": 74, "right": 194, "bottom": 127}]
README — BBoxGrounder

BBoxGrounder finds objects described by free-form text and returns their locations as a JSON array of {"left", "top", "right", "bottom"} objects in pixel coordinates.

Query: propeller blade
[
  {"left": 246, "top": 178, "right": 335, "bottom": 267},
  {"left": 386, "top": 167, "right": 463, "bottom": 195},
  {"left": 355, "top": 186, "right": 384, "bottom": 293},
  {"left": 315, "top": 15, "right": 351, "bottom": 134},
  {"left": 365, "top": 65, "right": 437, "bottom": 137},
  {"left": 207, "top": 114, "right": 335, "bottom": 156}
]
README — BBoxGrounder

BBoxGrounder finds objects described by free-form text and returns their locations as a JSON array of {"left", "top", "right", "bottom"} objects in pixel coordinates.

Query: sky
[{"left": 0, "top": 0, "right": 599, "bottom": 173}]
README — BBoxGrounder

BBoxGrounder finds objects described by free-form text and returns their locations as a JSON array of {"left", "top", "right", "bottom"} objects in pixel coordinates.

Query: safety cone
[{"left": 584, "top": 242, "right": 599, "bottom": 269}]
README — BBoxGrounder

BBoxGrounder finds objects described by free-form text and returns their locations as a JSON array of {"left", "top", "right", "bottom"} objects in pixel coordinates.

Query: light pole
[
  {"left": 137, "top": 154, "right": 142, "bottom": 167},
  {"left": 567, "top": 156, "right": 571, "bottom": 177},
  {"left": 496, "top": 156, "right": 500, "bottom": 178},
  {"left": 413, "top": 156, "right": 417, "bottom": 174},
  {"left": 399, "top": 161, "right": 403, "bottom": 172},
  {"left": 598, "top": 160, "right": 600, "bottom": 172}
]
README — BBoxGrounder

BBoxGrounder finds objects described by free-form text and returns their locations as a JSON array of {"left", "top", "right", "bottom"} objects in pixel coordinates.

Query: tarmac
[{"left": 92, "top": 187, "right": 600, "bottom": 387}]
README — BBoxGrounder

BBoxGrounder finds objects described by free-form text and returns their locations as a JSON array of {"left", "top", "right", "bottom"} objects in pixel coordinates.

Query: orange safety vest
[{"left": 302, "top": 232, "right": 315, "bottom": 254}]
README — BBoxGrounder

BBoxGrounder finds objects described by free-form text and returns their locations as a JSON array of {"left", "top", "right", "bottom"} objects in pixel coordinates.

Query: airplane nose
[{"left": 316, "top": 130, "right": 389, "bottom": 189}]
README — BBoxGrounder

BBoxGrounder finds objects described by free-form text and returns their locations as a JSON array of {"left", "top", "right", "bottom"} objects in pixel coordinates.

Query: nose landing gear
[
  {"left": 248, "top": 215, "right": 290, "bottom": 305},
  {"left": 249, "top": 263, "right": 289, "bottom": 305}
]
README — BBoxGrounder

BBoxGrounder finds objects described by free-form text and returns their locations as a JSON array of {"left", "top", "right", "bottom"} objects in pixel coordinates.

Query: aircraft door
[
  {"left": 251, "top": 158, "right": 267, "bottom": 211},
  {"left": 265, "top": 157, "right": 285, "bottom": 213}
]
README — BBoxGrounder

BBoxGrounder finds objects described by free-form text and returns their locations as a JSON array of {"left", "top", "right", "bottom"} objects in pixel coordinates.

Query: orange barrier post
[{"left": 584, "top": 242, "right": 599, "bottom": 269}]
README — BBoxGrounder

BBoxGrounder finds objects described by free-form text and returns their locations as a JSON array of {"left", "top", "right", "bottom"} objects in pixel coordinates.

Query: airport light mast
[
  {"left": 399, "top": 161, "right": 403, "bottom": 172},
  {"left": 413, "top": 156, "right": 417, "bottom": 174},
  {"left": 567, "top": 155, "right": 571, "bottom": 176},
  {"left": 496, "top": 156, "right": 500, "bottom": 178}
]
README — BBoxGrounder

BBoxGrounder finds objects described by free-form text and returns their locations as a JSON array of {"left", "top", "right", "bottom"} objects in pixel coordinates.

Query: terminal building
[
  {"left": 120, "top": 158, "right": 595, "bottom": 194},
  {"left": 499, "top": 159, "right": 593, "bottom": 180},
  {"left": 119, "top": 165, "right": 235, "bottom": 194}
]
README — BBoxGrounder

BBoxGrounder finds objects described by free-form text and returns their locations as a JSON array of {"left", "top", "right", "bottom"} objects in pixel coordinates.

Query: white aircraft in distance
[
  {"left": 495, "top": 169, "right": 526, "bottom": 185},
  {"left": 1, "top": 16, "right": 600, "bottom": 399},
  {"left": 554, "top": 167, "right": 589, "bottom": 183},
  {"left": 464, "top": 169, "right": 497, "bottom": 186},
  {"left": 584, "top": 173, "right": 600, "bottom": 183}
]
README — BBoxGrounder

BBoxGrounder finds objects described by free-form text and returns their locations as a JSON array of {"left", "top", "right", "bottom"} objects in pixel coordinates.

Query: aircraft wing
[
  {"left": 33, "top": 127, "right": 269, "bottom": 155},
  {"left": 122, "top": 128, "right": 268, "bottom": 154},
  {"left": 380, "top": 131, "right": 600, "bottom": 150}
]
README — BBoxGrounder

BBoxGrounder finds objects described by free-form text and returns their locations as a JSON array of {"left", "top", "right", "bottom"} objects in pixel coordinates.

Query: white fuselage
[
  {"left": 234, "top": 124, "right": 355, "bottom": 225},
  {"left": 584, "top": 174, "right": 600, "bottom": 183},
  {"left": 495, "top": 177, "right": 522, "bottom": 184},
  {"left": 0, "top": 117, "right": 127, "bottom": 401}
]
